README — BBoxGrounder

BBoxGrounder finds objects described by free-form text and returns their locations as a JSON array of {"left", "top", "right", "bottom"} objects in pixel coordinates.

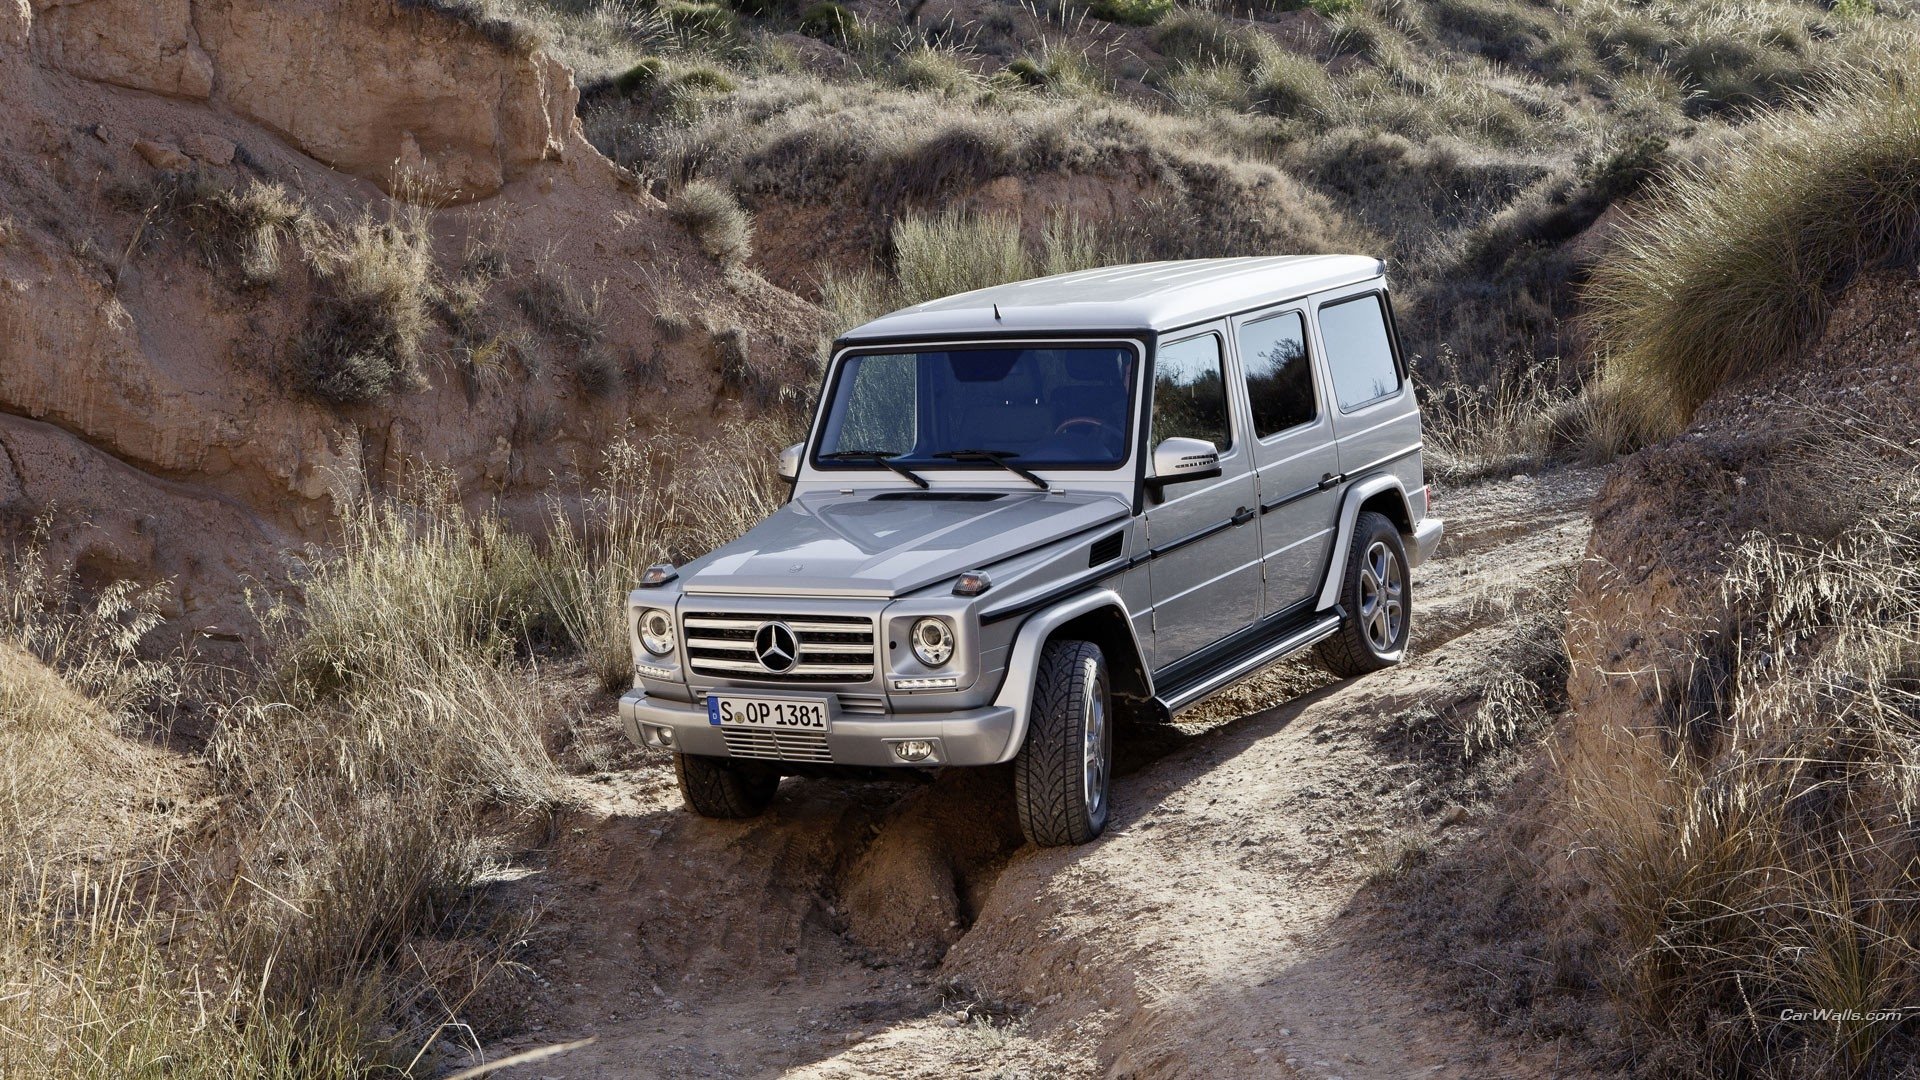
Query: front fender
[{"left": 988, "top": 588, "right": 1145, "bottom": 764}]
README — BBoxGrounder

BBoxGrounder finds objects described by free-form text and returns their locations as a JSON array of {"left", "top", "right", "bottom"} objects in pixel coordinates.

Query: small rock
[
  {"left": 1438, "top": 804, "right": 1471, "bottom": 828},
  {"left": 938, "top": 1015, "right": 961, "bottom": 1028},
  {"left": 181, "top": 132, "right": 236, "bottom": 166},
  {"left": 134, "top": 139, "right": 191, "bottom": 171}
]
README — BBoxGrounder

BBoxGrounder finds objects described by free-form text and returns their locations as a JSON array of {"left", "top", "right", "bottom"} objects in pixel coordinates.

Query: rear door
[
  {"left": 1316, "top": 288, "right": 1422, "bottom": 487},
  {"left": 1230, "top": 305, "right": 1342, "bottom": 616},
  {"left": 1142, "top": 328, "right": 1261, "bottom": 668}
]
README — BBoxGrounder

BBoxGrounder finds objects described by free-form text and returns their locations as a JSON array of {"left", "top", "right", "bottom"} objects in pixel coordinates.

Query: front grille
[
  {"left": 722, "top": 727, "right": 833, "bottom": 763},
  {"left": 683, "top": 611, "right": 876, "bottom": 683}
]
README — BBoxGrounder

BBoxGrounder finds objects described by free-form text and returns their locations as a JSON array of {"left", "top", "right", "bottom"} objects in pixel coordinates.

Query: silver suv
[{"left": 621, "top": 256, "right": 1443, "bottom": 846}]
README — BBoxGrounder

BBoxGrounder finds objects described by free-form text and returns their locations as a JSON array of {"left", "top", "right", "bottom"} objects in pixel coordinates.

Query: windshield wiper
[
  {"left": 933, "top": 449, "right": 1050, "bottom": 491},
  {"left": 818, "top": 450, "right": 929, "bottom": 489}
]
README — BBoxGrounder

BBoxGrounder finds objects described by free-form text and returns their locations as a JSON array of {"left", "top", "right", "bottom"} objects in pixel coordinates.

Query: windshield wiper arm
[
  {"left": 817, "top": 450, "right": 929, "bottom": 489},
  {"left": 933, "top": 449, "right": 1050, "bottom": 491}
]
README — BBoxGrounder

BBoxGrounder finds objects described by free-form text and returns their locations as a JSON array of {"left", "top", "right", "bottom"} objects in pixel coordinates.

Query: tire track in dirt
[{"left": 481, "top": 469, "right": 1602, "bottom": 1079}]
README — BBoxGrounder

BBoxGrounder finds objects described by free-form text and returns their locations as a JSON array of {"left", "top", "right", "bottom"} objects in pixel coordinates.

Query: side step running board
[{"left": 1154, "top": 613, "right": 1343, "bottom": 716}]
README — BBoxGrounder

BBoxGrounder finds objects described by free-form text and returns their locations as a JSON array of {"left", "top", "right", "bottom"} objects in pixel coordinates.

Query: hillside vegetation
[
  {"left": 5, "top": 0, "right": 1920, "bottom": 1076},
  {"left": 1374, "top": 71, "right": 1920, "bottom": 1079},
  {"left": 488, "top": 0, "right": 1911, "bottom": 465}
]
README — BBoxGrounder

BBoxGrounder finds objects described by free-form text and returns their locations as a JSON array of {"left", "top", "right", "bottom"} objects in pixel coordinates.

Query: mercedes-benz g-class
[{"left": 621, "top": 256, "right": 1443, "bottom": 846}]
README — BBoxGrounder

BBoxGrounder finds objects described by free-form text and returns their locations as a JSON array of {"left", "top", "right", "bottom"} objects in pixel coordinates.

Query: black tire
[
  {"left": 1315, "top": 510, "right": 1412, "bottom": 679},
  {"left": 1014, "top": 640, "right": 1114, "bottom": 847},
  {"left": 673, "top": 753, "right": 781, "bottom": 819}
]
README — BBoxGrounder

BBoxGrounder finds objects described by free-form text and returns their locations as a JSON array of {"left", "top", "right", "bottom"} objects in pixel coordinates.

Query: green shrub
[
  {"left": 894, "top": 45, "right": 979, "bottom": 96},
  {"left": 661, "top": 0, "right": 737, "bottom": 37},
  {"left": 798, "top": 1, "right": 857, "bottom": 41},
  {"left": 1164, "top": 60, "right": 1251, "bottom": 113},
  {"left": 613, "top": 56, "right": 667, "bottom": 95},
  {"left": 1151, "top": 10, "right": 1272, "bottom": 72},
  {"left": 1087, "top": 0, "right": 1172, "bottom": 27},
  {"left": 1252, "top": 51, "right": 1333, "bottom": 119},
  {"left": 1585, "top": 73, "right": 1920, "bottom": 444}
]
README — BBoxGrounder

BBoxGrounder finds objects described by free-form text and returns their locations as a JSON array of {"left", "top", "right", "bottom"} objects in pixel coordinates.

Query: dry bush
[
  {"left": 297, "top": 207, "right": 438, "bottom": 405},
  {"left": 624, "top": 76, "right": 1362, "bottom": 260},
  {"left": 1418, "top": 350, "right": 1581, "bottom": 483},
  {"left": 670, "top": 178, "right": 753, "bottom": 265},
  {"left": 819, "top": 207, "right": 1130, "bottom": 347},
  {"left": 893, "top": 44, "right": 981, "bottom": 96},
  {"left": 1586, "top": 69, "right": 1920, "bottom": 447},
  {"left": 1564, "top": 440, "right": 1920, "bottom": 1075},
  {"left": 516, "top": 268, "right": 618, "bottom": 394},
  {"left": 892, "top": 208, "right": 1030, "bottom": 304},
  {"left": 123, "top": 170, "right": 309, "bottom": 287},
  {"left": 537, "top": 423, "right": 790, "bottom": 689}
]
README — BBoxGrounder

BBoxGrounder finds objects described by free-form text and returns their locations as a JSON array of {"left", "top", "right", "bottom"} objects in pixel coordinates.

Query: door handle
[
  {"left": 1318, "top": 472, "right": 1342, "bottom": 490},
  {"left": 1231, "top": 506, "right": 1255, "bottom": 526}
]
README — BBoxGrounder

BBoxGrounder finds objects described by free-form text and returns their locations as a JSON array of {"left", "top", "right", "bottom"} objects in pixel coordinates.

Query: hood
[{"left": 680, "top": 490, "right": 1128, "bottom": 598}]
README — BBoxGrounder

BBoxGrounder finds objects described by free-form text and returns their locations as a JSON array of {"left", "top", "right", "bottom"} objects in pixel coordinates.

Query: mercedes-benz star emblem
[{"left": 754, "top": 621, "right": 800, "bottom": 673}]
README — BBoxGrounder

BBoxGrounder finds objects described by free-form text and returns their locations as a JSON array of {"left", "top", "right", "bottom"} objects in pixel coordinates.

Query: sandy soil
[{"left": 474, "top": 468, "right": 1604, "bottom": 1080}]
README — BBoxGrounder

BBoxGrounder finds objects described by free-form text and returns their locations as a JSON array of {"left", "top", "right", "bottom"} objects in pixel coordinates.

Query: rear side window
[
  {"left": 1237, "top": 310, "right": 1316, "bottom": 438},
  {"left": 1319, "top": 294, "right": 1401, "bottom": 411},
  {"left": 1151, "top": 334, "right": 1232, "bottom": 451}
]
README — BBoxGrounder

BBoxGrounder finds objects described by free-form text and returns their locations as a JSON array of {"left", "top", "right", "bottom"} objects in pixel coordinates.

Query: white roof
[{"left": 840, "top": 255, "right": 1384, "bottom": 343}]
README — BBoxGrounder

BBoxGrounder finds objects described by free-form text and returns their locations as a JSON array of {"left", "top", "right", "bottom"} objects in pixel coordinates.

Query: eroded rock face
[
  {"left": 27, "top": 0, "right": 576, "bottom": 201},
  {"left": 30, "top": 0, "right": 215, "bottom": 98},
  {"left": 4, "top": 0, "right": 31, "bottom": 50},
  {"left": 199, "top": 0, "right": 574, "bottom": 201}
]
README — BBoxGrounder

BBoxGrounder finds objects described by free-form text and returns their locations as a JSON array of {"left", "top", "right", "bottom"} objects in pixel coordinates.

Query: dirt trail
[{"left": 482, "top": 469, "right": 1603, "bottom": 1080}]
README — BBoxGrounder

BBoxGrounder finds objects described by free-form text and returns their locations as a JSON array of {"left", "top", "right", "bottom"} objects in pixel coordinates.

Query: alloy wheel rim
[
  {"left": 1081, "top": 659, "right": 1109, "bottom": 819},
  {"left": 1359, "top": 540, "right": 1405, "bottom": 655}
]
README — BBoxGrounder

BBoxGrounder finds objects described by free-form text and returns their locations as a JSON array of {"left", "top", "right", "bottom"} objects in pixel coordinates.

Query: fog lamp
[
  {"left": 654, "top": 725, "right": 675, "bottom": 748},
  {"left": 892, "top": 740, "right": 935, "bottom": 763}
]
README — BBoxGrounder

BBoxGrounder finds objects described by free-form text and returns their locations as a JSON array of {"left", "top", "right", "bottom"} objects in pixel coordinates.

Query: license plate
[{"left": 707, "top": 694, "right": 831, "bottom": 731}]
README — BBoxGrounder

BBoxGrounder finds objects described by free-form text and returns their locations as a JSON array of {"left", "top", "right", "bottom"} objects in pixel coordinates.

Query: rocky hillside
[{"left": 0, "top": 0, "right": 818, "bottom": 641}]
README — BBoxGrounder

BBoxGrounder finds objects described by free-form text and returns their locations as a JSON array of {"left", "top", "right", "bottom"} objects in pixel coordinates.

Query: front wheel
[
  {"left": 1014, "top": 640, "right": 1113, "bottom": 847},
  {"left": 1315, "top": 510, "right": 1412, "bottom": 678},
  {"left": 674, "top": 752, "right": 781, "bottom": 819}
]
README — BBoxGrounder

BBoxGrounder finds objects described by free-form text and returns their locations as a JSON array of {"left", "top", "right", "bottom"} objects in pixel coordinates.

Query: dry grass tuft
[
  {"left": 1566, "top": 454, "right": 1920, "bottom": 1073},
  {"left": 297, "top": 207, "right": 438, "bottom": 405},
  {"left": 670, "top": 178, "right": 754, "bottom": 265},
  {"left": 1585, "top": 71, "right": 1920, "bottom": 447},
  {"left": 124, "top": 170, "right": 309, "bottom": 287},
  {"left": 537, "top": 423, "right": 789, "bottom": 689}
]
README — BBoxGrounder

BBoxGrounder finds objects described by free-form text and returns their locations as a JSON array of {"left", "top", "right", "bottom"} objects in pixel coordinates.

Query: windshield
[{"left": 813, "top": 345, "right": 1138, "bottom": 471}]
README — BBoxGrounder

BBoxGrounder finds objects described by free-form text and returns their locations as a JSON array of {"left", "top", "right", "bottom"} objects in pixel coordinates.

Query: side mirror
[
  {"left": 1146, "top": 437, "right": 1222, "bottom": 493},
  {"left": 777, "top": 442, "right": 803, "bottom": 482}
]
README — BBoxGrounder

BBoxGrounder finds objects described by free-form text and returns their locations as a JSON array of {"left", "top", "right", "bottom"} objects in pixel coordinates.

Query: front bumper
[
  {"left": 620, "top": 689, "right": 1018, "bottom": 767},
  {"left": 1408, "top": 516, "right": 1445, "bottom": 568}
]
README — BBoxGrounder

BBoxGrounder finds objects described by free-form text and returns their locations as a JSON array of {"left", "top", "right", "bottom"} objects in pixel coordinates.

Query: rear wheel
[
  {"left": 1316, "top": 510, "right": 1411, "bottom": 678},
  {"left": 1014, "top": 640, "right": 1113, "bottom": 847},
  {"left": 674, "top": 752, "right": 781, "bottom": 819}
]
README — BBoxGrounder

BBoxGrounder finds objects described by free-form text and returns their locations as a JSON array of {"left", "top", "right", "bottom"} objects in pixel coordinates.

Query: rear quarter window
[{"left": 1319, "top": 294, "right": 1402, "bottom": 412}]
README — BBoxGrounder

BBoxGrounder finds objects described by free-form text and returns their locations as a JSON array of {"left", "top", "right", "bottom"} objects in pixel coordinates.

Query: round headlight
[
  {"left": 639, "top": 608, "right": 675, "bottom": 657},
  {"left": 910, "top": 618, "right": 954, "bottom": 667}
]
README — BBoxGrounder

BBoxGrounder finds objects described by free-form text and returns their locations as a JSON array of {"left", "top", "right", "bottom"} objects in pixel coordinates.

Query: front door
[
  {"left": 1232, "top": 306, "right": 1342, "bottom": 616},
  {"left": 1143, "top": 329, "right": 1261, "bottom": 669}
]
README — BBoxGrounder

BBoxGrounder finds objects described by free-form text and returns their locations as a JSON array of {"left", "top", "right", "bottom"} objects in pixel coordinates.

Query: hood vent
[
  {"left": 1089, "top": 530, "right": 1125, "bottom": 567},
  {"left": 869, "top": 491, "right": 1005, "bottom": 502}
]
